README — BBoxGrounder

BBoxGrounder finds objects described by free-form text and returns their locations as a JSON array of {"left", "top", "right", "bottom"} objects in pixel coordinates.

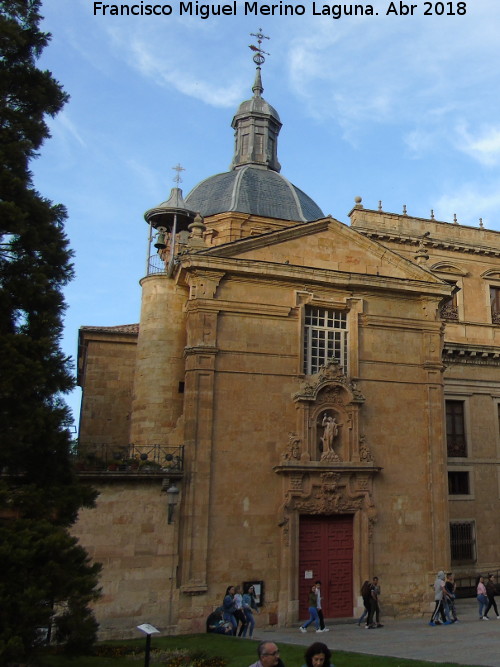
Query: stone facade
[
  {"left": 73, "top": 62, "right": 500, "bottom": 638},
  {"left": 72, "top": 200, "right": 500, "bottom": 638}
]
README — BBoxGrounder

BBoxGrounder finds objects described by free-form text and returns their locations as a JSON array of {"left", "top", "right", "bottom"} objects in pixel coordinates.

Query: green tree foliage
[{"left": 0, "top": 1, "right": 101, "bottom": 662}]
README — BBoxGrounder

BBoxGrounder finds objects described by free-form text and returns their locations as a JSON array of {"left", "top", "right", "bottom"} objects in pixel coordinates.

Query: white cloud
[
  {"left": 125, "top": 36, "right": 243, "bottom": 107},
  {"left": 283, "top": 2, "right": 500, "bottom": 146},
  {"left": 454, "top": 123, "right": 500, "bottom": 166},
  {"left": 56, "top": 112, "right": 86, "bottom": 147},
  {"left": 435, "top": 182, "right": 500, "bottom": 229}
]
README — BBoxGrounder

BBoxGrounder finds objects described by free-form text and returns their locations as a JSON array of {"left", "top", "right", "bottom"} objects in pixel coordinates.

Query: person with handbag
[{"left": 476, "top": 575, "right": 489, "bottom": 620}]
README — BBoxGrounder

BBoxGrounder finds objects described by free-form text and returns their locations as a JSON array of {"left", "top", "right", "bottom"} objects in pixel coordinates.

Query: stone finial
[
  {"left": 378, "top": 200, "right": 383, "bottom": 211},
  {"left": 185, "top": 214, "right": 207, "bottom": 250},
  {"left": 453, "top": 214, "right": 458, "bottom": 224},
  {"left": 354, "top": 196, "right": 363, "bottom": 209},
  {"left": 403, "top": 204, "right": 407, "bottom": 216},
  {"left": 479, "top": 218, "right": 484, "bottom": 228},
  {"left": 430, "top": 209, "right": 435, "bottom": 220}
]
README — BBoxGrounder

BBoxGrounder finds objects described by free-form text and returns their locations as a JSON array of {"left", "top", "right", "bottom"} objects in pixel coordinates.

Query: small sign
[
  {"left": 304, "top": 570, "right": 313, "bottom": 579},
  {"left": 137, "top": 623, "right": 160, "bottom": 635}
]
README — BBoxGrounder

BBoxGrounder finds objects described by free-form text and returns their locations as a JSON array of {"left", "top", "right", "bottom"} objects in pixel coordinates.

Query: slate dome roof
[
  {"left": 185, "top": 165, "right": 324, "bottom": 222},
  {"left": 185, "top": 62, "right": 324, "bottom": 224}
]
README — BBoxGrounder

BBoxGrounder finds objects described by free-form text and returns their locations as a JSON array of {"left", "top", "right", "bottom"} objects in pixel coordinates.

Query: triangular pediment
[{"left": 199, "top": 216, "right": 446, "bottom": 284}]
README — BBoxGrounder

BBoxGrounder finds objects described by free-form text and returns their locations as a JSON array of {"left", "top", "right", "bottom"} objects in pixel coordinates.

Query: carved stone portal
[
  {"left": 275, "top": 358, "right": 380, "bottom": 547},
  {"left": 278, "top": 471, "right": 377, "bottom": 546}
]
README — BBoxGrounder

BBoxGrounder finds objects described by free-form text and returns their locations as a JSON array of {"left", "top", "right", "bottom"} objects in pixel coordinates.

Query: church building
[{"left": 73, "top": 38, "right": 500, "bottom": 638}]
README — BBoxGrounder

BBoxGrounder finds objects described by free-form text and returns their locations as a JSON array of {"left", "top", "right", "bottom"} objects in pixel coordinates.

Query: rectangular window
[
  {"left": 450, "top": 521, "right": 476, "bottom": 563},
  {"left": 446, "top": 400, "right": 467, "bottom": 458},
  {"left": 303, "top": 307, "right": 347, "bottom": 375},
  {"left": 490, "top": 286, "right": 500, "bottom": 324},
  {"left": 448, "top": 471, "right": 470, "bottom": 495},
  {"left": 255, "top": 133, "right": 264, "bottom": 154},
  {"left": 440, "top": 281, "right": 458, "bottom": 321},
  {"left": 241, "top": 134, "right": 249, "bottom": 154}
]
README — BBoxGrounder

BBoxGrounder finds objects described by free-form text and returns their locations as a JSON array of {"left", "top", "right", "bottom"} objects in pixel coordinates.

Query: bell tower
[{"left": 129, "top": 166, "right": 196, "bottom": 446}]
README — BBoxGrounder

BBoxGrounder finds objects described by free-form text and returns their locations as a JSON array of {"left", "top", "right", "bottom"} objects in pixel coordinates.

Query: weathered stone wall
[
  {"left": 73, "top": 480, "right": 179, "bottom": 640},
  {"left": 78, "top": 330, "right": 137, "bottom": 449}
]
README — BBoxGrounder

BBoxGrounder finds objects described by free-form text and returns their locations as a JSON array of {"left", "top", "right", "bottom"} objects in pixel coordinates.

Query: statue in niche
[{"left": 320, "top": 412, "right": 339, "bottom": 454}]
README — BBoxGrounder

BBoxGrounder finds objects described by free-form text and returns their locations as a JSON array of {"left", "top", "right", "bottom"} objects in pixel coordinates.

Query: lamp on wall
[{"left": 164, "top": 481, "right": 179, "bottom": 524}]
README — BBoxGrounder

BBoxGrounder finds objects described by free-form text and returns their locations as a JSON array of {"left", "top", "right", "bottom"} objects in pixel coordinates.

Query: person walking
[
  {"left": 484, "top": 574, "right": 500, "bottom": 620},
  {"left": 429, "top": 571, "right": 450, "bottom": 626},
  {"left": 242, "top": 584, "right": 259, "bottom": 638},
  {"left": 366, "top": 577, "right": 383, "bottom": 628},
  {"left": 234, "top": 584, "right": 248, "bottom": 637},
  {"left": 299, "top": 585, "right": 321, "bottom": 633},
  {"left": 315, "top": 580, "right": 329, "bottom": 632},
  {"left": 477, "top": 575, "right": 489, "bottom": 620},
  {"left": 371, "top": 577, "right": 383, "bottom": 627},
  {"left": 444, "top": 572, "right": 458, "bottom": 622},
  {"left": 358, "top": 580, "right": 371, "bottom": 626}
]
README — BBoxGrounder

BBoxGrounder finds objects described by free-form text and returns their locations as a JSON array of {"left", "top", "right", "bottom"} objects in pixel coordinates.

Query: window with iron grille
[
  {"left": 439, "top": 281, "right": 459, "bottom": 321},
  {"left": 450, "top": 521, "right": 476, "bottom": 563},
  {"left": 448, "top": 471, "right": 470, "bottom": 495},
  {"left": 446, "top": 400, "right": 467, "bottom": 458},
  {"left": 490, "top": 286, "right": 500, "bottom": 324},
  {"left": 303, "top": 307, "right": 348, "bottom": 375}
]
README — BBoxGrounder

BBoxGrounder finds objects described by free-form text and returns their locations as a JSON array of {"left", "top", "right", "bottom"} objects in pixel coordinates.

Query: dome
[
  {"left": 185, "top": 165, "right": 324, "bottom": 222},
  {"left": 184, "top": 51, "right": 324, "bottom": 224}
]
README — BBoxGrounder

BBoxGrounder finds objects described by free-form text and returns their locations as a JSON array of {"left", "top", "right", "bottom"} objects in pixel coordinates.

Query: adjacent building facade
[{"left": 73, "top": 57, "right": 500, "bottom": 638}]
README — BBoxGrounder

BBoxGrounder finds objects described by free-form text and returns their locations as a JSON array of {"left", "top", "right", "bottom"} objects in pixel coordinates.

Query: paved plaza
[{"left": 254, "top": 599, "right": 499, "bottom": 666}]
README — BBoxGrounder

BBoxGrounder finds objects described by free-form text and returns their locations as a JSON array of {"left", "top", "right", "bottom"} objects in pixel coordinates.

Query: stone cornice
[
  {"left": 360, "top": 314, "right": 445, "bottom": 333},
  {"left": 356, "top": 227, "right": 500, "bottom": 258},
  {"left": 185, "top": 300, "right": 292, "bottom": 318},
  {"left": 443, "top": 342, "right": 500, "bottom": 365},
  {"left": 179, "top": 255, "right": 451, "bottom": 299}
]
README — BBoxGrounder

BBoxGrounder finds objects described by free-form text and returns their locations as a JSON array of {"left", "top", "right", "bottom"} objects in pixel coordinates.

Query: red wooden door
[{"left": 299, "top": 515, "right": 353, "bottom": 619}]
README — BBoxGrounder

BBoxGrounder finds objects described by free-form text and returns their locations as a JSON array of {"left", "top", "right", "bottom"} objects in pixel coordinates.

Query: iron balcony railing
[{"left": 74, "top": 443, "right": 184, "bottom": 475}]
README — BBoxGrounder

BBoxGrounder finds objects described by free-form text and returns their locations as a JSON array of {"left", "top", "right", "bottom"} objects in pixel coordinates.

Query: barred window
[
  {"left": 450, "top": 521, "right": 476, "bottom": 563},
  {"left": 439, "top": 281, "right": 458, "bottom": 321},
  {"left": 303, "top": 307, "right": 347, "bottom": 375},
  {"left": 446, "top": 400, "right": 467, "bottom": 458},
  {"left": 490, "top": 286, "right": 500, "bottom": 324}
]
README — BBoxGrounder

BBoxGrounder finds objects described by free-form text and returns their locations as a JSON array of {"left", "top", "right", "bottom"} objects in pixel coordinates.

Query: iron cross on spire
[
  {"left": 172, "top": 163, "right": 185, "bottom": 185},
  {"left": 249, "top": 29, "right": 270, "bottom": 66}
]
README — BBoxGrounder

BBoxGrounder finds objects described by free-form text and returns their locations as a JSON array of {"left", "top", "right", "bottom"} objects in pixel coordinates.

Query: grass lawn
[{"left": 38, "top": 633, "right": 484, "bottom": 667}]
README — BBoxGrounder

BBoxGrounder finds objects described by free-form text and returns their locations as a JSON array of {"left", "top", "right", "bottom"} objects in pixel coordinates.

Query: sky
[{"left": 32, "top": 0, "right": 500, "bottom": 424}]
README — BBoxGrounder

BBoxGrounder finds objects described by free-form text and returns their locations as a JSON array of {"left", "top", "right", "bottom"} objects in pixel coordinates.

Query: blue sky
[{"left": 33, "top": 0, "right": 500, "bottom": 423}]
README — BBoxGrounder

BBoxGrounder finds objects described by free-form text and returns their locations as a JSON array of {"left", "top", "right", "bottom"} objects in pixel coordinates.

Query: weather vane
[
  {"left": 249, "top": 29, "right": 270, "bottom": 66},
  {"left": 172, "top": 163, "right": 185, "bottom": 185}
]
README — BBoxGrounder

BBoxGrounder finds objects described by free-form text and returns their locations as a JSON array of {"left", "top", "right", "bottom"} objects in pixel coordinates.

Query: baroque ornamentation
[
  {"left": 282, "top": 432, "right": 302, "bottom": 462},
  {"left": 279, "top": 471, "right": 377, "bottom": 545},
  {"left": 359, "top": 435, "right": 374, "bottom": 463},
  {"left": 293, "top": 358, "right": 365, "bottom": 404}
]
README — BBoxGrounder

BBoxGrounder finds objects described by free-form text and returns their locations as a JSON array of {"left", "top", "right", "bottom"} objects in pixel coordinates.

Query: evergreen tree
[{"left": 0, "top": 1, "right": 101, "bottom": 661}]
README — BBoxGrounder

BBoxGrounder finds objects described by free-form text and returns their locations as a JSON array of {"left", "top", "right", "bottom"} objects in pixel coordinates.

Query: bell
[{"left": 154, "top": 232, "right": 166, "bottom": 249}]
